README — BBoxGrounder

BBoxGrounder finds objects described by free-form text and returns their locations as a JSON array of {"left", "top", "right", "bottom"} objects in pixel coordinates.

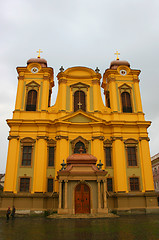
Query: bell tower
[
  {"left": 14, "top": 53, "right": 54, "bottom": 114},
  {"left": 4, "top": 53, "right": 54, "bottom": 193},
  {"left": 102, "top": 55, "right": 143, "bottom": 114}
]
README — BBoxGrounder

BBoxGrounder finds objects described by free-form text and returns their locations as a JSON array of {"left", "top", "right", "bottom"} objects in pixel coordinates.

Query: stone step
[{"left": 48, "top": 213, "right": 119, "bottom": 219}]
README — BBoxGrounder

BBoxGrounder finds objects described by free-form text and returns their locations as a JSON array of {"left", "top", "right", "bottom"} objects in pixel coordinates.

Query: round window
[
  {"left": 120, "top": 69, "right": 127, "bottom": 76},
  {"left": 31, "top": 67, "right": 39, "bottom": 73}
]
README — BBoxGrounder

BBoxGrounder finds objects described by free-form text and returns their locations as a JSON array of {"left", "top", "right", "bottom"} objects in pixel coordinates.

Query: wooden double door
[{"left": 75, "top": 183, "right": 90, "bottom": 214}]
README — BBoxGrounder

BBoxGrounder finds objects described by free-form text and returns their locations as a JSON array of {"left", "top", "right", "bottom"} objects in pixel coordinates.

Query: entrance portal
[{"left": 75, "top": 183, "right": 90, "bottom": 214}]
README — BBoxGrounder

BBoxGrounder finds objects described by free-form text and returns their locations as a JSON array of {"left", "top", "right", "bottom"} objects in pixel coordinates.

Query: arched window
[
  {"left": 74, "top": 141, "right": 86, "bottom": 153},
  {"left": 121, "top": 92, "right": 132, "bottom": 113},
  {"left": 74, "top": 90, "right": 86, "bottom": 112},
  {"left": 26, "top": 90, "right": 37, "bottom": 111},
  {"left": 106, "top": 90, "right": 110, "bottom": 108}
]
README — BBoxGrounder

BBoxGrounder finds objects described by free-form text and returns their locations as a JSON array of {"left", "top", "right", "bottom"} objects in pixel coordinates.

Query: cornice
[
  {"left": 16, "top": 67, "right": 27, "bottom": 74},
  {"left": 6, "top": 117, "right": 151, "bottom": 128},
  {"left": 6, "top": 118, "right": 151, "bottom": 131},
  {"left": 103, "top": 68, "right": 141, "bottom": 78}
]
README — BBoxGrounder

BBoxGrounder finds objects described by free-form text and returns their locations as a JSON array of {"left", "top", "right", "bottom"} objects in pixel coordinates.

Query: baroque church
[{"left": 2, "top": 52, "right": 158, "bottom": 214}]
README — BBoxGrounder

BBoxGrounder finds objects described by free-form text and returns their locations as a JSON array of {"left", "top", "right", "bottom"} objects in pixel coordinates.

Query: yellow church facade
[{"left": 2, "top": 55, "right": 158, "bottom": 214}]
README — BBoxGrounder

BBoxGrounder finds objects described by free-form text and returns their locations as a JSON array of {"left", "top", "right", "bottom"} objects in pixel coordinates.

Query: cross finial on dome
[
  {"left": 36, "top": 49, "right": 43, "bottom": 58},
  {"left": 114, "top": 51, "right": 120, "bottom": 60}
]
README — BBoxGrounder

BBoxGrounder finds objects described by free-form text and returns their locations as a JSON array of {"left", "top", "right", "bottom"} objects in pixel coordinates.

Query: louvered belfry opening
[
  {"left": 26, "top": 90, "right": 37, "bottom": 111},
  {"left": 121, "top": 92, "right": 132, "bottom": 113},
  {"left": 74, "top": 90, "right": 86, "bottom": 112}
]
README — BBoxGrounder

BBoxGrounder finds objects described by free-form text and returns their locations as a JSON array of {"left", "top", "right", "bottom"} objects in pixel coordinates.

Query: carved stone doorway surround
[{"left": 57, "top": 152, "right": 108, "bottom": 214}]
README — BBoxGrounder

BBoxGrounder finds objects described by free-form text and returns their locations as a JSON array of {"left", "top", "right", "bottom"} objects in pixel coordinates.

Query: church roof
[
  {"left": 110, "top": 59, "right": 130, "bottom": 69},
  {"left": 58, "top": 152, "right": 107, "bottom": 178},
  {"left": 67, "top": 153, "right": 97, "bottom": 164},
  {"left": 27, "top": 57, "right": 47, "bottom": 67}
]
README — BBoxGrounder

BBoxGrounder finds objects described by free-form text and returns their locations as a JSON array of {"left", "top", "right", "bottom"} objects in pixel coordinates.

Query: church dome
[
  {"left": 67, "top": 153, "right": 97, "bottom": 164},
  {"left": 110, "top": 59, "right": 130, "bottom": 69},
  {"left": 27, "top": 57, "right": 47, "bottom": 67}
]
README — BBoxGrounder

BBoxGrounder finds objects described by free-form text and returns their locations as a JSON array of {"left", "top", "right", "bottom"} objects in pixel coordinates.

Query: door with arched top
[{"left": 75, "top": 183, "right": 90, "bottom": 214}]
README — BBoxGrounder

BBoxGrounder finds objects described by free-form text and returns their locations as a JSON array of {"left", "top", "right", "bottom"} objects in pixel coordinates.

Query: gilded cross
[
  {"left": 37, "top": 49, "right": 43, "bottom": 58},
  {"left": 78, "top": 102, "right": 82, "bottom": 109},
  {"left": 115, "top": 51, "right": 120, "bottom": 60}
]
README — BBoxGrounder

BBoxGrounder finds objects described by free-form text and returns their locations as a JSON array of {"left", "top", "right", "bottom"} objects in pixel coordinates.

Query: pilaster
[
  {"left": 92, "top": 79, "right": 100, "bottom": 111},
  {"left": 4, "top": 136, "right": 20, "bottom": 192},
  {"left": 64, "top": 180, "right": 68, "bottom": 209},
  {"left": 54, "top": 135, "right": 69, "bottom": 192},
  {"left": 139, "top": 137, "right": 154, "bottom": 191},
  {"left": 59, "top": 79, "right": 67, "bottom": 111},
  {"left": 134, "top": 79, "right": 143, "bottom": 113},
  {"left": 92, "top": 136, "right": 104, "bottom": 166},
  {"left": 15, "top": 74, "right": 24, "bottom": 111},
  {"left": 97, "top": 179, "right": 101, "bottom": 209},
  {"left": 41, "top": 73, "right": 50, "bottom": 111},
  {"left": 58, "top": 180, "right": 62, "bottom": 209},
  {"left": 103, "top": 180, "right": 108, "bottom": 209},
  {"left": 33, "top": 136, "right": 47, "bottom": 192},
  {"left": 112, "top": 137, "right": 127, "bottom": 192},
  {"left": 109, "top": 77, "right": 118, "bottom": 112}
]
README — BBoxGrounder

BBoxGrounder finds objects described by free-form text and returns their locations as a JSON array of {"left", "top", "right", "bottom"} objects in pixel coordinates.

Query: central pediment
[
  {"left": 56, "top": 110, "right": 102, "bottom": 123},
  {"left": 68, "top": 114, "right": 92, "bottom": 123}
]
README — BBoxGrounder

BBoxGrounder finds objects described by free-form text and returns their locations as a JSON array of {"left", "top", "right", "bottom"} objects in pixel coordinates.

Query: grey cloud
[{"left": 0, "top": 0, "right": 159, "bottom": 172}]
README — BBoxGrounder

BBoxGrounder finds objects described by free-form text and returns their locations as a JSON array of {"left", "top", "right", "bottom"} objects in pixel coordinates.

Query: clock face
[
  {"left": 120, "top": 69, "right": 127, "bottom": 76},
  {"left": 31, "top": 67, "right": 39, "bottom": 73}
]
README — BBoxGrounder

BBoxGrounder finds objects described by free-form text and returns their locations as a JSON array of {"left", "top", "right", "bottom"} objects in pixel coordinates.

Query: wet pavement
[{"left": 0, "top": 214, "right": 159, "bottom": 240}]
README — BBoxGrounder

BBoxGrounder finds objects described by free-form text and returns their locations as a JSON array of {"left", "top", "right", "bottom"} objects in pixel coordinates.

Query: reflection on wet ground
[{"left": 0, "top": 214, "right": 159, "bottom": 240}]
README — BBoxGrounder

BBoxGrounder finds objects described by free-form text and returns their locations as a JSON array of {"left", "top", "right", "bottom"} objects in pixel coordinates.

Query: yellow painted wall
[{"left": 4, "top": 60, "right": 154, "bottom": 195}]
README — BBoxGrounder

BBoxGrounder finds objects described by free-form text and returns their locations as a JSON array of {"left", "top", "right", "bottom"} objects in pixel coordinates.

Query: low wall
[
  {"left": 0, "top": 191, "right": 158, "bottom": 215},
  {"left": 0, "top": 192, "right": 58, "bottom": 211},
  {"left": 107, "top": 191, "right": 159, "bottom": 214}
]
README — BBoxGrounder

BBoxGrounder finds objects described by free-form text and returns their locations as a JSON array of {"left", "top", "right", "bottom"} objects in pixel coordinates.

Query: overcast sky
[{"left": 0, "top": 0, "right": 159, "bottom": 173}]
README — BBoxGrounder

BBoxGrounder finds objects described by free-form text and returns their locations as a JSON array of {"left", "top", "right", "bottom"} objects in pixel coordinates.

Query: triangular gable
[
  {"left": 57, "top": 110, "right": 102, "bottom": 123},
  {"left": 26, "top": 81, "right": 40, "bottom": 87},
  {"left": 70, "top": 82, "right": 90, "bottom": 89},
  {"left": 119, "top": 83, "right": 131, "bottom": 90},
  {"left": 68, "top": 114, "right": 92, "bottom": 123}
]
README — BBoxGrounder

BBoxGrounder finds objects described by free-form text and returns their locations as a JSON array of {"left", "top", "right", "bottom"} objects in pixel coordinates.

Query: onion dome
[
  {"left": 27, "top": 57, "right": 47, "bottom": 67},
  {"left": 110, "top": 59, "right": 130, "bottom": 69}
]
